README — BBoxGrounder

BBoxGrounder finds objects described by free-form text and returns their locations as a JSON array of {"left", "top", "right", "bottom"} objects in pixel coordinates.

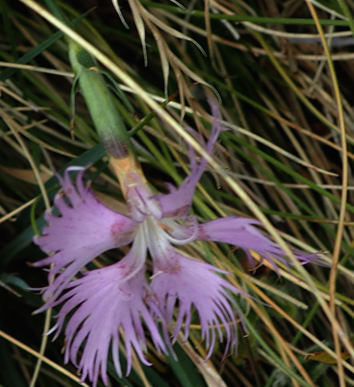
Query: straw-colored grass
[{"left": 1, "top": 0, "right": 354, "bottom": 386}]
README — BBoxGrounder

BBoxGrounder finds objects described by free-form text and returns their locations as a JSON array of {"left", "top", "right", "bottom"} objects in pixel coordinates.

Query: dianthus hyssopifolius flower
[{"left": 33, "top": 102, "right": 322, "bottom": 386}]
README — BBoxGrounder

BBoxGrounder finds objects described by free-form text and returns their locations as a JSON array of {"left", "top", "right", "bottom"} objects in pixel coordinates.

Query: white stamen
[
  {"left": 115, "top": 226, "right": 147, "bottom": 287},
  {"left": 161, "top": 217, "right": 199, "bottom": 245},
  {"left": 150, "top": 270, "right": 163, "bottom": 280}
]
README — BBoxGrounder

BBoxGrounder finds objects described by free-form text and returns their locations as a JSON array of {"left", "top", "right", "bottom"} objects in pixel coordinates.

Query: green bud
[{"left": 68, "top": 40, "right": 132, "bottom": 158}]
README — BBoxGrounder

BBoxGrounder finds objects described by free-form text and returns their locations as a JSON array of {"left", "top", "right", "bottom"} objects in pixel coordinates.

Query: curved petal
[
  {"left": 151, "top": 251, "right": 243, "bottom": 359},
  {"left": 154, "top": 99, "right": 223, "bottom": 218},
  {"left": 197, "top": 216, "right": 323, "bottom": 272},
  {"left": 46, "top": 236, "right": 166, "bottom": 387},
  {"left": 33, "top": 167, "right": 139, "bottom": 304},
  {"left": 145, "top": 221, "right": 242, "bottom": 358}
]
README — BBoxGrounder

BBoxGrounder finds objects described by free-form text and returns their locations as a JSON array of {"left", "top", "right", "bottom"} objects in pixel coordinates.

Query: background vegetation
[{"left": 1, "top": 0, "right": 354, "bottom": 386}]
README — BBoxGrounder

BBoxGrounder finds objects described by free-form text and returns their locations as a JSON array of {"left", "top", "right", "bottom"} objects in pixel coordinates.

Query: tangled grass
[{"left": 1, "top": 0, "right": 354, "bottom": 386}]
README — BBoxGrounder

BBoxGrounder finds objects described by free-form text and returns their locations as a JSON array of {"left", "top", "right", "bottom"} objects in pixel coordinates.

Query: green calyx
[{"left": 68, "top": 40, "right": 132, "bottom": 159}]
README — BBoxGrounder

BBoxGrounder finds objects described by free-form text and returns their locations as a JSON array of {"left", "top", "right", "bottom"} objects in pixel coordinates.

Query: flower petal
[
  {"left": 147, "top": 222, "right": 243, "bottom": 359},
  {"left": 154, "top": 98, "right": 223, "bottom": 218},
  {"left": 152, "top": 253, "right": 243, "bottom": 358},
  {"left": 48, "top": 235, "right": 166, "bottom": 387},
  {"left": 33, "top": 167, "right": 139, "bottom": 305},
  {"left": 197, "top": 216, "right": 323, "bottom": 272}
]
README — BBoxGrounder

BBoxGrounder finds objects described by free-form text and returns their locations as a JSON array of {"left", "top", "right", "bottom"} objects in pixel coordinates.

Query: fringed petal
[
  {"left": 197, "top": 216, "right": 325, "bottom": 272},
  {"left": 151, "top": 251, "right": 245, "bottom": 359},
  {"left": 155, "top": 98, "right": 224, "bottom": 218},
  {"left": 46, "top": 234, "right": 166, "bottom": 387},
  {"left": 33, "top": 166, "right": 139, "bottom": 306}
]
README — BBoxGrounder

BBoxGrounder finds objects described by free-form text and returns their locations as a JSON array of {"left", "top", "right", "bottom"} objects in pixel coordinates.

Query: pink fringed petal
[
  {"left": 33, "top": 167, "right": 138, "bottom": 305},
  {"left": 146, "top": 224, "right": 243, "bottom": 358},
  {"left": 197, "top": 216, "right": 324, "bottom": 272},
  {"left": 151, "top": 251, "right": 244, "bottom": 359},
  {"left": 47, "top": 236, "right": 166, "bottom": 387},
  {"left": 154, "top": 98, "right": 224, "bottom": 218}
]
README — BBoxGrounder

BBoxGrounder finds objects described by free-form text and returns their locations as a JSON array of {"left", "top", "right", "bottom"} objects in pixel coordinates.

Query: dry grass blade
[
  {"left": 0, "top": 330, "right": 90, "bottom": 386},
  {"left": 306, "top": 2, "right": 350, "bottom": 386}
]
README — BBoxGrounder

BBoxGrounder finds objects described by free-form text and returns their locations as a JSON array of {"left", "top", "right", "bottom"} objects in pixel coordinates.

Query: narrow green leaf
[
  {"left": 0, "top": 12, "right": 88, "bottom": 82},
  {"left": 0, "top": 338, "right": 27, "bottom": 387},
  {"left": 165, "top": 344, "right": 207, "bottom": 387}
]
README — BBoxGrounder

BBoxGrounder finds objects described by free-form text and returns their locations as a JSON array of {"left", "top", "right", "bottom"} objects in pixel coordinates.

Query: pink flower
[{"left": 33, "top": 100, "right": 322, "bottom": 386}]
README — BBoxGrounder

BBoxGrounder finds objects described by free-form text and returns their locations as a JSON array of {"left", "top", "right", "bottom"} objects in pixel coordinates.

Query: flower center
[
  {"left": 142, "top": 214, "right": 198, "bottom": 269},
  {"left": 128, "top": 181, "right": 163, "bottom": 221}
]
